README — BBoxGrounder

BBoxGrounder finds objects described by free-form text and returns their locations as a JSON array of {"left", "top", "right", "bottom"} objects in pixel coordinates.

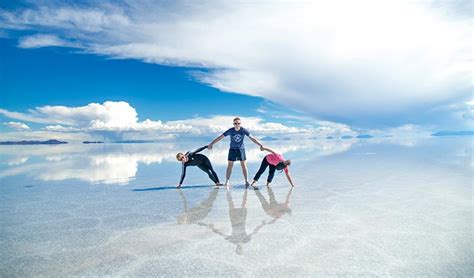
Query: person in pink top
[{"left": 250, "top": 146, "right": 295, "bottom": 188}]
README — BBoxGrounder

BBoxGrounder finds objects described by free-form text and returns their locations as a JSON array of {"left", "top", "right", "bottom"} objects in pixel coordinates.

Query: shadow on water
[{"left": 133, "top": 185, "right": 210, "bottom": 191}]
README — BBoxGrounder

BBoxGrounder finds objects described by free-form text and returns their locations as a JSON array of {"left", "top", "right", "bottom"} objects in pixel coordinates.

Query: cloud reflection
[{"left": 0, "top": 139, "right": 356, "bottom": 184}]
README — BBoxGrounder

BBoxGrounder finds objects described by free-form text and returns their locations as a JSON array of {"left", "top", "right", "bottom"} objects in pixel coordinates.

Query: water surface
[{"left": 0, "top": 138, "right": 472, "bottom": 276}]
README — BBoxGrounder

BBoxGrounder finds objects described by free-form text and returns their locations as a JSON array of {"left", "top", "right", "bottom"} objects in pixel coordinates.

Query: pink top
[{"left": 265, "top": 153, "right": 289, "bottom": 173}]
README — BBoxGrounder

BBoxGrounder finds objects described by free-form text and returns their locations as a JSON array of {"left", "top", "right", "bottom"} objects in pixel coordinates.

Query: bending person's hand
[{"left": 208, "top": 144, "right": 213, "bottom": 150}]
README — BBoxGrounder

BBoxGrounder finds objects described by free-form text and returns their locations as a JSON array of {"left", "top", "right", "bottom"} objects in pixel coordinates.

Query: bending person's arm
[
  {"left": 178, "top": 164, "right": 187, "bottom": 187},
  {"left": 208, "top": 134, "right": 225, "bottom": 150},
  {"left": 260, "top": 146, "right": 277, "bottom": 155},
  {"left": 190, "top": 145, "right": 207, "bottom": 156},
  {"left": 285, "top": 171, "right": 295, "bottom": 187}
]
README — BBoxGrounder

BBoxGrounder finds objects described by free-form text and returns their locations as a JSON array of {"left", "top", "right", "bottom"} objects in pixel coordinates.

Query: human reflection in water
[
  {"left": 177, "top": 188, "right": 220, "bottom": 225},
  {"left": 176, "top": 187, "right": 294, "bottom": 255},
  {"left": 254, "top": 186, "right": 293, "bottom": 224},
  {"left": 208, "top": 189, "right": 267, "bottom": 255}
]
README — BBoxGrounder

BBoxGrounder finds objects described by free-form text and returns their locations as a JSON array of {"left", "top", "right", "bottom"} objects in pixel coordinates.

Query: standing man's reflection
[
  {"left": 209, "top": 189, "right": 266, "bottom": 255},
  {"left": 254, "top": 187, "right": 293, "bottom": 223},
  {"left": 176, "top": 187, "right": 294, "bottom": 255},
  {"left": 177, "top": 188, "right": 219, "bottom": 225}
]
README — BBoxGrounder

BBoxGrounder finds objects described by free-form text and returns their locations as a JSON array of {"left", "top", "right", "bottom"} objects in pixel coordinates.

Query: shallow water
[{"left": 0, "top": 137, "right": 472, "bottom": 276}]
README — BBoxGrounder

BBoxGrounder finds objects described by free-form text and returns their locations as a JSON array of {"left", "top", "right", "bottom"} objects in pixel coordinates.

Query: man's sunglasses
[{"left": 233, "top": 122, "right": 241, "bottom": 125}]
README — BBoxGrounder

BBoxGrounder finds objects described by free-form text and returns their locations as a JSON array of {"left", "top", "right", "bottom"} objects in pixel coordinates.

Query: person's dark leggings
[
  {"left": 198, "top": 157, "right": 220, "bottom": 184},
  {"left": 253, "top": 157, "right": 276, "bottom": 183}
]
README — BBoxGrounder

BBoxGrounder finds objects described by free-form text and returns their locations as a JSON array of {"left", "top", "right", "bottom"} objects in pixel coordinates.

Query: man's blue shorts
[{"left": 228, "top": 148, "right": 246, "bottom": 161}]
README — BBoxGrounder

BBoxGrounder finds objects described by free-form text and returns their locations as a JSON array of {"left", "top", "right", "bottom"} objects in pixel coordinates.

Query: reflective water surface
[{"left": 0, "top": 138, "right": 472, "bottom": 276}]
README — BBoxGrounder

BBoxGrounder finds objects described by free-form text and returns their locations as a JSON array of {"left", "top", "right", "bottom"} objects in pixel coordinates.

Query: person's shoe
[
  {"left": 215, "top": 183, "right": 224, "bottom": 187},
  {"left": 250, "top": 181, "right": 258, "bottom": 189},
  {"left": 245, "top": 181, "right": 250, "bottom": 187}
]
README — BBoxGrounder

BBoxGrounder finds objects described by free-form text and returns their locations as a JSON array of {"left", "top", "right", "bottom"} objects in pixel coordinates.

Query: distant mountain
[
  {"left": 431, "top": 131, "right": 474, "bottom": 137},
  {"left": 326, "top": 136, "right": 334, "bottom": 139},
  {"left": 357, "top": 134, "right": 374, "bottom": 139},
  {"left": 341, "top": 135, "right": 352, "bottom": 139},
  {"left": 0, "top": 139, "right": 68, "bottom": 145},
  {"left": 260, "top": 136, "right": 278, "bottom": 141},
  {"left": 83, "top": 141, "right": 104, "bottom": 144},
  {"left": 281, "top": 137, "right": 291, "bottom": 140}
]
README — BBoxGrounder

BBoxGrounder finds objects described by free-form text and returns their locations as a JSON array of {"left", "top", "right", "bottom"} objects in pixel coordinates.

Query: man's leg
[
  {"left": 226, "top": 160, "right": 234, "bottom": 186},
  {"left": 240, "top": 160, "right": 249, "bottom": 186}
]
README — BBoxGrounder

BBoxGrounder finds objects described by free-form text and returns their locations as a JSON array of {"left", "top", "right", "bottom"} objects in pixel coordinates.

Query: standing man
[{"left": 208, "top": 117, "right": 263, "bottom": 187}]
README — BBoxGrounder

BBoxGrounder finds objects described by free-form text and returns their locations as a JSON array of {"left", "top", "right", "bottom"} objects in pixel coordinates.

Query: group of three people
[{"left": 176, "top": 117, "right": 295, "bottom": 189}]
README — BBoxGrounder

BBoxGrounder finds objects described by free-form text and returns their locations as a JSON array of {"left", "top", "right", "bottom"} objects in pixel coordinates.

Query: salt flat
[{"left": 0, "top": 137, "right": 471, "bottom": 276}]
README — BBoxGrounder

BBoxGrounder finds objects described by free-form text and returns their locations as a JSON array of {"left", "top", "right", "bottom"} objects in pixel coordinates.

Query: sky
[{"left": 0, "top": 0, "right": 472, "bottom": 141}]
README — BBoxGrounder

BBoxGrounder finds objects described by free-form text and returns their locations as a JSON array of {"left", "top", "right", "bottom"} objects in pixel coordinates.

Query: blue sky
[
  {"left": 0, "top": 38, "right": 264, "bottom": 120},
  {"left": 0, "top": 0, "right": 472, "bottom": 141}
]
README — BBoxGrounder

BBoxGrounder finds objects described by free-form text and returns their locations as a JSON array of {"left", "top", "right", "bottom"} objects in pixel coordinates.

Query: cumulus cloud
[
  {"left": 1, "top": 0, "right": 470, "bottom": 127},
  {"left": 0, "top": 101, "right": 193, "bottom": 133},
  {"left": 3, "top": 121, "right": 30, "bottom": 130},
  {"left": 0, "top": 101, "right": 313, "bottom": 140},
  {"left": 167, "top": 115, "right": 311, "bottom": 135}
]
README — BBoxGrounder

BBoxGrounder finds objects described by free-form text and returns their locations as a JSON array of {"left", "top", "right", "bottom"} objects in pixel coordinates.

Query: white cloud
[
  {"left": 1, "top": 1, "right": 470, "bottom": 126},
  {"left": 0, "top": 101, "right": 193, "bottom": 133},
  {"left": 3, "top": 121, "right": 30, "bottom": 130},
  {"left": 0, "top": 109, "right": 55, "bottom": 124},
  {"left": 18, "top": 34, "right": 76, "bottom": 48},
  {"left": 0, "top": 101, "right": 312, "bottom": 140},
  {"left": 44, "top": 125, "right": 81, "bottom": 132},
  {"left": 167, "top": 115, "right": 310, "bottom": 135},
  {"left": 1, "top": 6, "right": 130, "bottom": 33}
]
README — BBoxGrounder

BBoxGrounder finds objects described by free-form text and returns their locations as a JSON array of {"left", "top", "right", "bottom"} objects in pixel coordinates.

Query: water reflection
[
  {"left": 255, "top": 187, "right": 293, "bottom": 222},
  {"left": 177, "top": 188, "right": 220, "bottom": 225},
  {"left": 0, "top": 140, "right": 355, "bottom": 184},
  {"left": 4, "top": 136, "right": 456, "bottom": 185},
  {"left": 0, "top": 144, "right": 179, "bottom": 184},
  {"left": 177, "top": 187, "right": 294, "bottom": 255}
]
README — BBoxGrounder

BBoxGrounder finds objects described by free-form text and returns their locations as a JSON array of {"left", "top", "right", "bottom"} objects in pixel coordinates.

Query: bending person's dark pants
[
  {"left": 197, "top": 157, "right": 220, "bottom": 184},
  {"left": 253, "top": 157, "right": 276, "bottom": 183}
]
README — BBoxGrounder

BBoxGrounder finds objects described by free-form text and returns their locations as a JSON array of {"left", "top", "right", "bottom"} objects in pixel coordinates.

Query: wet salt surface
[{"left": 0, "top": 137, "right": 472, "bottom": 276}]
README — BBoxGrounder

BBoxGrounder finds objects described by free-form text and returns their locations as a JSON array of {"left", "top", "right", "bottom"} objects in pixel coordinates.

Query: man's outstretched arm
[
  {"left": 208, "top": 134, "right": 224, "bottom": 150},
  {"left": 248, "top": 135, "right": 263, "bottom": 148}
]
